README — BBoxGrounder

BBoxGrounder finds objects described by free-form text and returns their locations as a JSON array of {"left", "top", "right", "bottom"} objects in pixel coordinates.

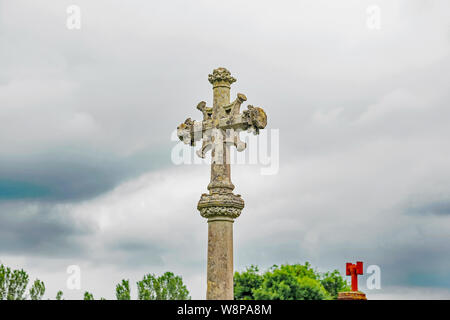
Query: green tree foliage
[
  {"left": 137, "top": 272, "right": 190, "bottom": 300},
  {"left": 234, "top": 262, "right": 349, "bottom": 300},
  {"left": 253, "top": 270, "right": 330, "bottom": 300},
  {"left": 29, "top": 279, "right": 45, "bottom": 300},
  {"left": 83, "top": 291, "right": 94, "bottom": 300},
  {"left": 116, "top": 279, "right": 131, "bottom": 300},
  {"left": 0, "top": 264, "right": 45, "bottom": 300},
  {"left": 0, "top": 264, "right": 29, "bottom": 300},
  {"left": 320, "top": 270, "right": 351, "bottom": 299},
  {"left": 1, "top": 264, "right": 192, "bottom": 300},
  {"left": 233, "top": 265, "right": 263, "bottom": 300},
  {"left": 56, "top": 290, "right": 64, "bottom": 300}
]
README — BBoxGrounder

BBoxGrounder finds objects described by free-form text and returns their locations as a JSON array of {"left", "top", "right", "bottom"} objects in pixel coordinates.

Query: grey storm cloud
[
  {"left": 407, "top": 200, "right": 450, "bottom": 216},
  {"left": 0, "top": 201, "right": 93, "bottom": 256},
  {"left": 104, "top": 239, "right": 166, "bottom": 268},
  {"left": 0, "top": 0, "right": 450, "bottom": 299},
  {"left": 0, "top": 148, "right": 169, "bottom": 201}
]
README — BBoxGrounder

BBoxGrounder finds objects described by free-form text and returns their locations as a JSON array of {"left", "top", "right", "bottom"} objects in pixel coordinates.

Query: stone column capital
[{"left": 197, "top": 193, "right": 244, "bottom": 220}]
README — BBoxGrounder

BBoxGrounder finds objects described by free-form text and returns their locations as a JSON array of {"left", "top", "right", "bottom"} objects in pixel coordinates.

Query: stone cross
[
  {"left": 177, "top": 67, "right": 267, "bottom": 300},
  {"left": 346, "top": 261, "right": 364, "bottom": 292}
]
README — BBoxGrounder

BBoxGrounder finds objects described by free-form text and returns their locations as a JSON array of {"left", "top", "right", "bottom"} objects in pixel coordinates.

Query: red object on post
[{"left": 346, "top": 261, "right": 363, "bottom": 291}]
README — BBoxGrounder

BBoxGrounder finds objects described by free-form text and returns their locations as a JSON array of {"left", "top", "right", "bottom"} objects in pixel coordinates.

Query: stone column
[
  {"left": 206, "top": 217, "right": 234, "bottom": 300},
  {"left": 198, "top": 68, "right": 244, "bottom": 300}
]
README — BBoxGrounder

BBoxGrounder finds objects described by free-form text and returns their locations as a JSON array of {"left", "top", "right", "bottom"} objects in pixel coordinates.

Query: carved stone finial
[{"left": 208, "top": 67, "right": 236, "bottom": 87}]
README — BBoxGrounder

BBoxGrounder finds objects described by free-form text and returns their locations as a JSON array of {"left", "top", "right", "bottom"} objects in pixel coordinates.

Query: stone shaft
[
  {"left": 208, "top": 79, "right": 233, "bottom": 193},
  {"left": 206, "top": 218, "right": 234, "bottom": 300},
  {"left": 205, "top": 69, "right": 237, "bottom": 300}
]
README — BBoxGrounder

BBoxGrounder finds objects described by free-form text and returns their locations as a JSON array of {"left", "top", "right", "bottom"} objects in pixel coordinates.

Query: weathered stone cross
[{"left": 177, "top": 67, "right": 267, "bottom": 300}]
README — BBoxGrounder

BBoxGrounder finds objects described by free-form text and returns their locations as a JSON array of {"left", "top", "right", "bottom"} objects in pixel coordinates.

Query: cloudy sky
[{"left": 1, "top": 0, "right": 450, "bottom": 299}]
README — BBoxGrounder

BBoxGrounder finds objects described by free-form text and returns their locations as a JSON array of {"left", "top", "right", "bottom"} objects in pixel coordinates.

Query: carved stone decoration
[
  {"left": 176, "top": 67, "right": 267, "bottom": 300},
  {"left": 198, "top": 193, "right": 245, "bottom": 220},
  {"left": 208, "top": 67, "right": 236, "bottom": 86}
]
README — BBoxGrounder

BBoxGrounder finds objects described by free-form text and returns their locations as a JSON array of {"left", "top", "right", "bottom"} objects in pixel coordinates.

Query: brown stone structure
[
  {"left": 337, "top": 291, "right": 367, "bottom": 300},
  {"left": 177, "top": 68, "right": 267, "bottom": 300}
]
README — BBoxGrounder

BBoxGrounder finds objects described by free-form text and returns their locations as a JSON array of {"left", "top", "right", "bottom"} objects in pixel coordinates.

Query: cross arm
[
  {"left": 177, "top": 104, "right": 266, "bottom": 146},
  {"left": 177, "top": 99, "right": 267, "bottom": 159},
  {"left": 222, "top": 93, "right": 247, "bottom": 116},
  {"left": 218, "top": 105, "right": 267, "bottom": 133},
  {"left": 177, "top": 117, "right": 212, "bottom": 146}
]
